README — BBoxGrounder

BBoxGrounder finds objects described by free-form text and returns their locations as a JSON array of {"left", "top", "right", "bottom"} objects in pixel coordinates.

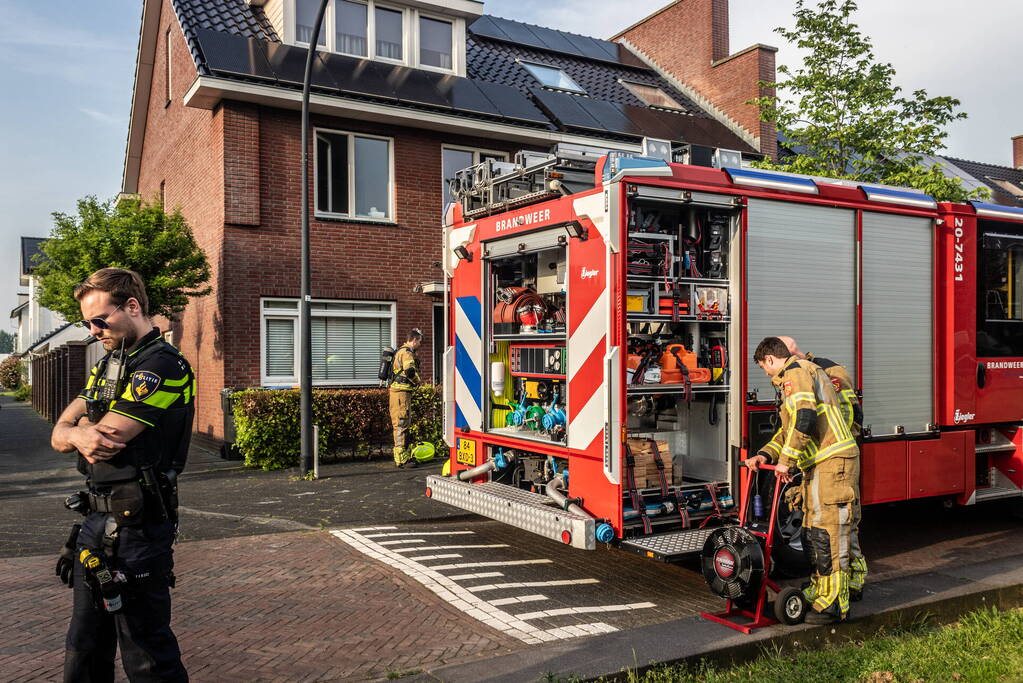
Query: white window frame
[
  {"left": 619, "top": 79, "right": 683, "bottom": 111},
  {"left": 415, "top": 10, "right": 456, "bottom": 75},
  {"left": 519, "top": 60, "right": 585, "bottom": 94},
  {"left": 314, "top": 126, "right": 395, "bottom": 221},
  {"left": 260, "top": 297, "right": 396, "bottom": 386},
  {"left": 165, "top": 27, "right": 173, "bottom": 106},
  {"left": 287, "top": 0, "right": 463, "bottom": 74},
  {"left": 441, "top": 144, "right": 508, "bottom": 207}
]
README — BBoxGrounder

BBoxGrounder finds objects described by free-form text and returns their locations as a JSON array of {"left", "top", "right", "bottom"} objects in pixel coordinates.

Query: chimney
[
  {"left": 1014, "top": 135, "right": 1023, "bottom": 170},
  {"left": 613, "top": 0, "right": 778, "bottom": 159}
]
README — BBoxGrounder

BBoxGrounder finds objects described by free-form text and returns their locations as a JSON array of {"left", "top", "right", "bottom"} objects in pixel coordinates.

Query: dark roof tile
[{"left": 944, "top": 155, "right": 1023, "bottom": 207}]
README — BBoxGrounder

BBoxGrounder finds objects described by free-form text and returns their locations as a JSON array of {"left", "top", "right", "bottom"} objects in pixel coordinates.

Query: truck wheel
[{"left": 773, "top": 586, "right": 807, "bottom": 625}]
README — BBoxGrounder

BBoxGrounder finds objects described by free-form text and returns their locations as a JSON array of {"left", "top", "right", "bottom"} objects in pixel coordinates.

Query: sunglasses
[{"left": 76, "top": 303, "right": 123, "bottom": 330}]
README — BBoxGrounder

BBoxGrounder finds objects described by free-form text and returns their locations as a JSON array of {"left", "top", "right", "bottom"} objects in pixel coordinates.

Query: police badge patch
[{"left": 130, "top": 370, "right": 162, "bottom": 401}]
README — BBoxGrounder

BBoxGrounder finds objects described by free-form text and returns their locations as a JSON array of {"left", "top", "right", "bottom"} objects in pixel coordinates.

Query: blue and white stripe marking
[{"left": 454, "top": 295, "right": 483, "bottom": 430}]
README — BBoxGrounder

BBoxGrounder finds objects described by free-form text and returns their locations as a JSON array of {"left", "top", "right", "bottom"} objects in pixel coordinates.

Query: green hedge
[{"left": 232, "top": 385, "right": 444, "bottom": 470}]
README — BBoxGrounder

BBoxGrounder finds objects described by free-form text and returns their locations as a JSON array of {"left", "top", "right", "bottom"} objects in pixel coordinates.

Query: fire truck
[{"left": 425, "top": 142, "right": 1023, "bottom": 563}]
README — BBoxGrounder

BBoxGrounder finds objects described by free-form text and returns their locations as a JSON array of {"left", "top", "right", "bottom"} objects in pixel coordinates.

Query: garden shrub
[
  {"left": 0, "top": 356, "right": 22, "bottom": 390},
  {"left": 233, "top": 385, "right": 444, "bottom": 470}
]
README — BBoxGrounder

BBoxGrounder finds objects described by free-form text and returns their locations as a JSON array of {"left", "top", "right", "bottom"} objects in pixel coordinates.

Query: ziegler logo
[
  {"left": 494, "top": 208, "right": 551, "bottom": 233},
  {"left": 952, "top": 217, "right": 965, "bottom": 283},
  {"left": 580, "top": 267, "right": 599, "bottom": 280},
  {"left": 953, "top": 409, "right": 976, "bottom": 424}
]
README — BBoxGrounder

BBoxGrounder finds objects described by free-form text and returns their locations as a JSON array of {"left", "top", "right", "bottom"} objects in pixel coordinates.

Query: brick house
[{"left": 124, "top": 0, "right": 776, "bottom": 440}]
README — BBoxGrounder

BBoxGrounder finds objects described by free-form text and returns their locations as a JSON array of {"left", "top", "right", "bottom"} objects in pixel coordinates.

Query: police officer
[
  {"left": 51, "top": 268, "right": 193, "bottom": 682},
  {"left": 778, "top": 335, "right": 867, "bottom": 600},
  {"left": 389, "top": 328, "right": 423, "bottom": 468},
  {"left": 746, "top": 336, "right": 859, "bottom": 624}
]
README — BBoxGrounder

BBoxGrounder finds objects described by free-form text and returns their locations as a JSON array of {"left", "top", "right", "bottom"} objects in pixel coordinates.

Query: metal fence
[{"left": 30, "top": 340, "right": 92, "bottom": 423}]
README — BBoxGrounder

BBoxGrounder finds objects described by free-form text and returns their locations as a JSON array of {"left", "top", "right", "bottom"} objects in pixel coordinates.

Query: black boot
[{"left": 805, "top": 607, "right": 845, "bottom": 625}]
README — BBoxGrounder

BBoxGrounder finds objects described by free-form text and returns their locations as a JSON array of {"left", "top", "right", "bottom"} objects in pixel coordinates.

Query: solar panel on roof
[
  {"left": 618, "top": 104, "right": 687, "bottom": 140},
  {"left": 491, "top": 18, "right": 548, "bottom": 49},
  {"left": 524, "top": 24, "right": 578, "bottom": 54},
  {"left": 581, "top": 98, "right": 636, "bottom": 136},
  {"left": 529, "top": 87, "right": 606, "bottom": 132},
  {"left": 389, "top": 66, "right": 453, "bottom": 109},
  {"left": 467, "top": 15, "right": 513, "bottom": 42},
  {"left": 560, "top": 32, "right": 617, "bottom": 62},
  {"left": 473, "top": 81, "right": 551, "bottom": 125},
  {"left": 196, "top": 29, "right": 276, "bottom": 82},
  {"left": 317, "top": 52, "right": 397, "bottom": 100},
  {"left": 261, "top": 42, "right": 338, "bottom": 91},
  {"left": 442, "top": 78, "right": 505, "bottom": 117}
]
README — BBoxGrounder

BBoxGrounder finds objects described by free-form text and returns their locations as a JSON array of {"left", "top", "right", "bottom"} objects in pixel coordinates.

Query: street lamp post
[{"left": 299, "top": 0, "right": 330, "bottom": 476}]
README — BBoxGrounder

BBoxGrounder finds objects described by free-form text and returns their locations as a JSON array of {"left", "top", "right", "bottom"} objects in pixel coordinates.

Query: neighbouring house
[
  {"left": 933, "top": 136, "right": 1023, "bottom": 207},
  {"left": 9, "top": 237, "right": 90, "bottom": 383},
  {"left": 124, "top": 0, "right": 777, "bottom": 440}
]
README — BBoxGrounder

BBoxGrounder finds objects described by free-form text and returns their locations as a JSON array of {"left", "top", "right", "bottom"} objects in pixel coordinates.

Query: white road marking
[
  {"left": 515, "top": 602, "right": 656, "bottom": 620},
  {"left": 392, "top": 544, "right": 509, "bottom": 553},
  {"left": 447, "top": 572, "right": 504, "bottom": 581},
  {"left": 406, "top": 553, "right": 463, "bottom": 562},
  {"left": 489, "top": 595, "right": 547, "bottom": 606},
  {"left": 350, "top": 526, "right": 398, "bottom": 532},
  {"left": 331, "top": 529, "right": 617, "bottom": 645},
  {"left": 468, "top": 579, "right": 600, "bottom": 593},
  {"left": 363, "top": 531, "right": 476, "bottom": 538},
  {"left": 430, "top": 560, "right": 553, "bottom": 570},
  {"left": 378, "top": 539, "right": 428, "bottom": 546}
]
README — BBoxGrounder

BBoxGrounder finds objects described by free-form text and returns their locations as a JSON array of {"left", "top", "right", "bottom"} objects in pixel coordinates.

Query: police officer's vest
[{"left": 79, "top": 329, "right": 195, "bottom": 486}]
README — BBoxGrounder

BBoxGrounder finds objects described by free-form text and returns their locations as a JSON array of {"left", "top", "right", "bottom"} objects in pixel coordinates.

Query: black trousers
[{"left": 64, "top": 515, "right": 187, "bottom": 683}]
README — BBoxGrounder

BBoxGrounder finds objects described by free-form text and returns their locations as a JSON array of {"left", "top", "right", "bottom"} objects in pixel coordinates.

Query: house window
[
  {"left": 521, "top": 62, "right": 585, "bottom": 93},
  {"left": 442, "top": 146, "right": 508, "bottom": 207},
  {"left": 986, "top": 177, "right": 1023, "bottom": 199},
  {"left": 375, "top": 6, "right": 403, "bottom": 61},
  {"left": 261, "top": 298, "right": 395, "bottom": 385},
  {"left": 336, "top": 0, "right": 368, "bottom": 57},
  {"left": 296, "top": 0, "right": 327, "bottom": 46},
  {"left": 621, "top": 81, "right": 683, "bottom": 110},
  {"left": 419, "top": 16, "right": 452, "bottom": 70},
  {"left": 315, "top": 128, "right": 393, "bottom": 220},
  {"left": 290, "top": 1, "right": 456, "bottom": 72}
]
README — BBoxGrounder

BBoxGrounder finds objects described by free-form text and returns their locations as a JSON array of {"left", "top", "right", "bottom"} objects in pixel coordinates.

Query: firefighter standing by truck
[
  {"left": 778, "top": 335, "right": 868, "bottom": 600},
  {"left": 389, "top": 328, "right": 423, "bottom": 468},
  {"left": 50, "top": 268, "right": 191, "bottom": 682},
  {"left": 746, "top": 336, "right": 860, "bottom": 624}
]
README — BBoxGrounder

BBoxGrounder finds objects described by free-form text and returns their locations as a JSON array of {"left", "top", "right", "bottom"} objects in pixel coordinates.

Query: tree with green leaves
[
  {"left": 0, "top": 330, "right": 13, "bottom": 354},
  {"left": 751, "top": 0, "right": 987, "bottom": 202},
  {"left": 34, "top": 196, "right": 212, "bottom": 321}
]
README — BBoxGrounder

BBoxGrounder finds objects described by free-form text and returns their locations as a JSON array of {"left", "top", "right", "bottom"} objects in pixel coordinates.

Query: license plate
[{"left": 456, "top": 438, "right": 477, "bottom": 466}]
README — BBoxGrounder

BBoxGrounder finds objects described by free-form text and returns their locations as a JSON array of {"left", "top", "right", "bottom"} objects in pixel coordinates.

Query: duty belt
[{"left": 86, "top": 491, "right": 117, "bottom": 514}]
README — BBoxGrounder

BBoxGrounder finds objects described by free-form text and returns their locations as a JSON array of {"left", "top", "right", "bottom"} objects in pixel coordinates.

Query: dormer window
[
  {"left": 287, "top": 0, "right": 466, "bottom": 75},
  {"left": 621, "top": 81, "right": 683, "bottom": 110},
  {"left": 521, "top": 62, "right": 585, "bottom": 94}
]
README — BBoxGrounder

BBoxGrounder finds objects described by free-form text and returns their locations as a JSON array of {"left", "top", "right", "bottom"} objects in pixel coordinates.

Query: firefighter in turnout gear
[
  {"left": 746, "top": 337, "right": 860, "bottom": 624},
  {"left": 778, "top": 336, "right": 867, "bottom": 600},
  {"left": 51, "top": 269, "right": 192, "bottom": 682},
  {"left": 389, "top": 328, "right": 423, "bottom": 468}
]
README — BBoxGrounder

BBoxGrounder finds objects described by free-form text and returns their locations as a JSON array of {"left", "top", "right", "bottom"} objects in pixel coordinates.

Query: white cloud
[{"left": 78, "top": 108, "right": 127, "bottom": 127}]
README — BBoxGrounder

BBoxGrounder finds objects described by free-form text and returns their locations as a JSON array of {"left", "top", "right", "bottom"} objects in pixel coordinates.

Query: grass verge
[{"left": 617, "top": 607, "right": 1023, "bottom": 682}]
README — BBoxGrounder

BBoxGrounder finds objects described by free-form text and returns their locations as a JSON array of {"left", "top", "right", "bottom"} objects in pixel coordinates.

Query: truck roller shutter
[
  {"left": 862, "top": 212, "right": 933, "bottom": 436},
  {"left": 746, "top": 199, "right": 857, "bottom": 401}
]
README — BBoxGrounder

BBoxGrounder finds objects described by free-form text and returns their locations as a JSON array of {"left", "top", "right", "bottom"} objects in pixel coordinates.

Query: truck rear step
[
  {"left": 619, "top": 527, "right": 720, "bottom": 562},
  {"left": 425, "top": 475, "right": 595, "bottom": 550}
]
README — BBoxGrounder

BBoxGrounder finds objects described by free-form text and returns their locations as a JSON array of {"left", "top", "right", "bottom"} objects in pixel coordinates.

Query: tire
[{"left": 773, "top": 586, "right": 807, "bottom": 625}]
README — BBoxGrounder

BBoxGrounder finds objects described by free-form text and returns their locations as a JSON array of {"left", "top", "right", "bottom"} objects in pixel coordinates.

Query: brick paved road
[{"left": 4, "top": 395, "right": 1023, "bottom": 681}]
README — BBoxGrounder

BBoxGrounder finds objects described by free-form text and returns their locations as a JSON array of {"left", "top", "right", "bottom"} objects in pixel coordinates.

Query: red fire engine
[{"left": 425, "top": 144, "right": 1023, "bottom": 563}]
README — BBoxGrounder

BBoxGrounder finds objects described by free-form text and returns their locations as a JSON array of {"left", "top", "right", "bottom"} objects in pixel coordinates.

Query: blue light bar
[
  {"left": 860, "top": 185, "right": 936, "bottom": 209},
  {"left": 603, "top": 153, "right": 673, "bottom": 183},
  {"left": 725, "top": 168, "right": 818, "bottom": 194},
  {"left": 971, "top": 201, "right": 1023, "bottom": 221}
]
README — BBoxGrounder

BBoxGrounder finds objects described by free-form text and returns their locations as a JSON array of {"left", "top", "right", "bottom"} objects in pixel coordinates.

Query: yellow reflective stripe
[
  {"left": 141, "top": 389, "right": 179, "bottom": 409},
  {"left": 800, "top": 438, "right": 857, "bottom": 468},
  {"left": 163, "top": 375, "right": 190, "bottom": 387},
  {"left": 108, "top": 407, "right": 155, "bottom": 427},
  {"left": 761, "top": 440, "right": 782, "bottom": 457}
]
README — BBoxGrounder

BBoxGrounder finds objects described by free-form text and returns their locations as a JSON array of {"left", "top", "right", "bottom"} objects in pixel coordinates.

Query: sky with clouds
[{"left": 2, "top": 0, "right": 1021, "bottom": 334}]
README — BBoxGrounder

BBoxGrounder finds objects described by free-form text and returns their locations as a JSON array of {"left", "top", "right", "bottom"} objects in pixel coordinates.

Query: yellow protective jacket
[
  {"left": 806, "top": 352, "right": 862, "bottom": 439},
  {"left": 389, "top": 345, "right": 420, "bottom": 392},
  {"left": 759, "top": 356, "right": 858, "bottom": 470}
]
